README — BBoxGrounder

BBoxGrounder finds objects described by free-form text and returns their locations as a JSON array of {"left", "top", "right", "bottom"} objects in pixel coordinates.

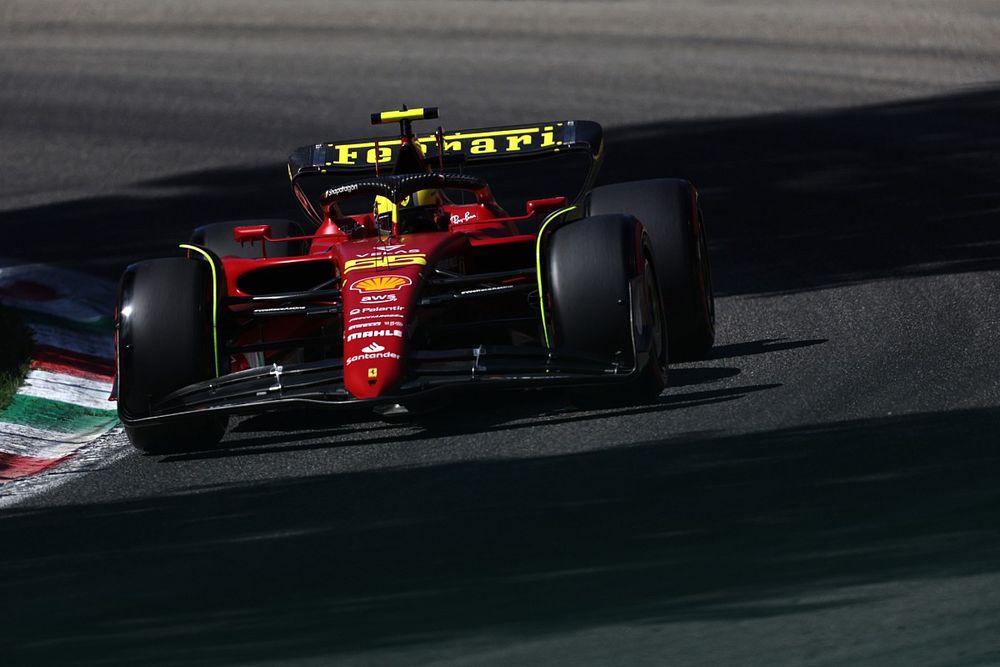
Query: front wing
[{"left": 118, "top": 345, "right": 649, "bottom": 426}]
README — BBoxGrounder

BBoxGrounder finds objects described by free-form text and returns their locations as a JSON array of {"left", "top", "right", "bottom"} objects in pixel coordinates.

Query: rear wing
[
  {"left": 287, "top": 120, "right": 604, "bottom": 224},
  {"left": 288, "top": 120, "right": 603, "bottom": 177}
]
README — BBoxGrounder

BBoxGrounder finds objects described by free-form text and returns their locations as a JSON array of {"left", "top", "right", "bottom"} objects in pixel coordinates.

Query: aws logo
[
  {"left": 343, "top": 255, "right": 427, "bottom": 274},
  {"left": 326, "top": 126, "right": 564, "bottom": 167},
  {"left": 360, "top": 294, "right": 397, "bottom": 304}
]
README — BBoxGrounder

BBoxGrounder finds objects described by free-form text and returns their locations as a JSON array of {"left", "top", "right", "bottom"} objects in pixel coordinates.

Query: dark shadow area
[
  {"left": 708, "top": 337, "right": 828, "bottom": 360},
  {"left": 3, "top": 406, "right": 1000, "bottom": 664},
  {"left": 668, "top": 365, "right": 741, "bottom": 385},
  {"left": 169, "top": 382, "right": 778, "bottom": 461},
  {"left": 599, "top": 86, "right": 1000, "bottom": 295},
  {"left": 1, "top": 165, "right": 300, "bottom": 280},
  {"left": 3, "top": 87, "right": 1000, "bottom": 296}
]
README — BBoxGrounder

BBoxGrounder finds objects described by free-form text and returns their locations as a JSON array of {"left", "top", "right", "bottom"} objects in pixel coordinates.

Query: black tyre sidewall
[
  {"left": 547, "top": 214, "right": 638, "bottom": 364},
  {"left": 545, "top": 214, "right": 665, "bottom": 405},
  {"left": 117, "top": 257, "right": 223, "bottom": 452},
  {"left": 589, "top": 178, "right": 714, "bottom": 360}
]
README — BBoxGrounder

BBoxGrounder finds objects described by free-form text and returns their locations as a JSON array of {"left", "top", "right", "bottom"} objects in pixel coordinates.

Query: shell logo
[{"left": 350, "top": 275, "right": 412, "bottom": 293}]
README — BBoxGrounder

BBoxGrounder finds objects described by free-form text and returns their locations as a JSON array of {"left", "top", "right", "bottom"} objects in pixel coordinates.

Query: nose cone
[
  {"left": 338, "top": 233, "right": 467, "bottom": 400},
  {"left": 340, "top": 271, "right": 417, "bottom": 399},
  {"left": 343, "top": 330, "right": 405, "bottom": 399}
]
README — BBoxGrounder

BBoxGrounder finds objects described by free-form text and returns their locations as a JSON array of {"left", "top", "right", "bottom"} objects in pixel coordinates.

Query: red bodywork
[
  {"left": 118, "top": 114, "right": 613, "bottom": 422},
  {"left": 217, "top": 194, "right": 568, "bottom": 401}
]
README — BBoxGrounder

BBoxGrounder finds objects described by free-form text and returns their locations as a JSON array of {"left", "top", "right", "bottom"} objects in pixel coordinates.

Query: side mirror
[
  {"left": 233, "top": 224, "right": 271, "bottom": 246},
  {"left": 525, "top": 196, "right": 568, "bottom": 217}
]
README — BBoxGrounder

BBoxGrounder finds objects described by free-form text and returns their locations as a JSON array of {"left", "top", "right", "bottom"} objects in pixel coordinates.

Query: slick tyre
[
  {"left": 190, "top": 219, "right": 307, "bottom": 258},
  {"left": 546, "top": 214, "right": 667, "bottom": 407},
  {"left": 589, "top": 178, "right": 714, "bottom": 360},
  {"left": 117, "top": 258, "right": 226, "bottom": 453}
]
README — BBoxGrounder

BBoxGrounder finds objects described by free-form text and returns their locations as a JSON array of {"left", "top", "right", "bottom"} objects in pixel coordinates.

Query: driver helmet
[{"left": 373, "top": 189, "right": 450, "bottom": 234}]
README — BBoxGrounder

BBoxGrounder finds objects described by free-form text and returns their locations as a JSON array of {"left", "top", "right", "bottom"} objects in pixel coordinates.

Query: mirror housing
[{"left": 233, "top": 224, "right": 271, "bottom": 247}]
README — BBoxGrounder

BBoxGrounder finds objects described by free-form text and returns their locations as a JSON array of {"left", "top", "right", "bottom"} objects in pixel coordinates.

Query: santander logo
[{"left": 361, "top": 342, "right": 385, "bottom": 354}]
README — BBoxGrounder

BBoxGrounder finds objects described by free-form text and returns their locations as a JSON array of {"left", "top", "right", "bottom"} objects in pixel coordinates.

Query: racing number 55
[{"left": 343, "top": 255, "right": 427, "bottom": 274}]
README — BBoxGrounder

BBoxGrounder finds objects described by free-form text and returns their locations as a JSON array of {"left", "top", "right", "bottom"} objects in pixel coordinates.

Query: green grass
[{"left": 0, "top": 304, "right": 34, "bottom": 412}]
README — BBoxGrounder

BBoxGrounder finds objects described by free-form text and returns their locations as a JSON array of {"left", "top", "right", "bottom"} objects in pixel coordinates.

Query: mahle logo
[{"left": 346, "top": 329, "right": 403, "bottom": 342}]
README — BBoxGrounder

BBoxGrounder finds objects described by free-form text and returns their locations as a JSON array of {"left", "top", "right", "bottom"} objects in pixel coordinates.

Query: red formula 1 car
[{"left": 115, "top": 107, "right": 714, "bottom": 452}]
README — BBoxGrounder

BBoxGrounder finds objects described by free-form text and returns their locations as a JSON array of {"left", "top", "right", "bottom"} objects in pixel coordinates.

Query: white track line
[
  {"left": 0, "top": 422, "right": 114, "bottom": 458},
  {"left": 18, "top": 369, "right": 115, "bottom": 412},
  {"left": 0, "top": 430, "right": 131, "bottom": 509}
]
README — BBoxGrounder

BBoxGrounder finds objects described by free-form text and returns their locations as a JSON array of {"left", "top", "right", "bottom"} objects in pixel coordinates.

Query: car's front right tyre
[
  {"left": 545, "top": 213, "right": 667, "bottom": 407},
  {"left": 117, "top": 257, "right": 226, "bottom": 453}
]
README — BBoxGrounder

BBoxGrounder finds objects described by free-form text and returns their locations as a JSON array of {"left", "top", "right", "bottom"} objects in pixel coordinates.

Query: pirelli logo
[{"left": 323, "top": 125, "right": 565, "bottom": 167}]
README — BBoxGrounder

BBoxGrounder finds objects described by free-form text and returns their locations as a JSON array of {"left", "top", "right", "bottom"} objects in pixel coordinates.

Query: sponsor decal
[
  {"left": 343, "top": 254, "right": 426, "bottom": 273},
  {"left": 347, "top": 314, "right": 403, "bottom": 323},
  {"left": 347, "top": 329, "right": 403, "bottom": 342},
  {"left": 460, "top": 285, "right": 516, "bottom": 296},
  {"left": 353, "top": 246, "right": 416, "bottom": 257},
  {"left": 367, "top": 367, "right": 378, "bottom": 379},
  {"left": 350, "top": 275, "right": 411, "bottom": 293},
  {"left": 345, "top": 351, "right": 400, "bottom": 365},
  {"left": 360, "top": 293, "right": 397, "bottom": 304},
  {"left": 349, "top": 307, "right": 406, "bottom": 316},
  {"left": 362, "top": 342, "right": 385, "bottom": 354},
  {"left": 326, "top": 126, "right": 563, "bottom": 167},
  {"left": 324, "top": 182, "right": 359, "bottom": 198},
  {"left": 450, "top": 211, "right": 477, "bottom": 224},
  {"left": 347, "top": 320, "right": 403, "bottom": 332},
  {"left": 353, "top": 306, "right": 406, "bottom": 314}
]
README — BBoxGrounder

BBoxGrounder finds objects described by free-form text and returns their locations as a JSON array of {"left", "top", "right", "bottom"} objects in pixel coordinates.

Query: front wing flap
[{"left": 119, "top": 346, "right": 643, "bottom": 426}]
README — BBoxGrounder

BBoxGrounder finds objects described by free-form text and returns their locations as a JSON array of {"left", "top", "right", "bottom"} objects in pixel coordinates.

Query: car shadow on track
[
  {"left": 162, "top": 335, "right": 823, "bottom": 461},
  {"left": 3, "top": 405, "right": 1000, "bottom": 664},
  {"left": 164, "top": 380, "right": 780, "bottom": 462},
  {"left": 708, "top": 337, "right": 828, "bottom": 360}
]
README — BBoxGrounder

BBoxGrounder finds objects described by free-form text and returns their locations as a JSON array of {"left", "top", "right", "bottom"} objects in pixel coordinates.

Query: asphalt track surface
[{"left": 2, "top": 1, "right": 1000, "bottom": 664}]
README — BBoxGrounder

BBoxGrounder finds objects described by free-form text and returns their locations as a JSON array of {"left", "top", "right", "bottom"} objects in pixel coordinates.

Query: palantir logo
[{"left": 362, "top": 342, "right": 385, "bottom": 354}]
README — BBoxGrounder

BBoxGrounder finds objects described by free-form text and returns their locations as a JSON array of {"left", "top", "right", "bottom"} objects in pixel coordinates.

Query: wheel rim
[
  {"left": 695, "top": 211, "right": 715, "bottom": 329},
  {"left": 644, "top": 256, "right": 668, "bottom": 374}
]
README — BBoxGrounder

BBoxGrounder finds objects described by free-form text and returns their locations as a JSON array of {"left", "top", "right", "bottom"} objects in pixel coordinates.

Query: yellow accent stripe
[
  {"left": 535, "top": 205, "right": 577, "bottom": 348},
  {"left": 377, "top": 108, "right": 428, "bottom": 123},
  {"left": 179, "top": 244, "right": 220, "bottom": 377}
]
